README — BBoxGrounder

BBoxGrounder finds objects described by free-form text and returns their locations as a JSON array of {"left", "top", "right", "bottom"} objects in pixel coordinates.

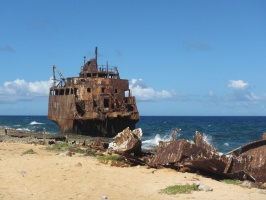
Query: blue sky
[{"left": 1, "top": 0, "right": 266, "bottom": 116}]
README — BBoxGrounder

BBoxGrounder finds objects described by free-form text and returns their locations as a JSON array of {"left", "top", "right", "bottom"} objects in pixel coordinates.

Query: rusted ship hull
[
  {"left": 49, "top": 117, "right": 138, "bottom": 136},
  {"left": 48, "top": 98, "right": 138, "bottom": 135},
  {"left": 48, "top": 48, "right": 139, "bottom": 136}
]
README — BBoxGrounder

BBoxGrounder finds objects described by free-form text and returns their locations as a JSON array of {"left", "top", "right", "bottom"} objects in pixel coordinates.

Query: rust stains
[
  {"left": 147, "top": 131, "right": 266, "bottom": 182},
  {"left": 48, "top": 47, "right": 139, "bottom": 136}
]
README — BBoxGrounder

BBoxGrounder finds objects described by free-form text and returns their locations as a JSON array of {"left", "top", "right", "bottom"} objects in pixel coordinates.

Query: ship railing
[
  {"left": 124, "top": 96, "right": 136, "bottom": 104},
  {"left": 80, "top": 65, "right": 118, "bottom": 74},
  {"left": 97, "top": 65, "right": 118, "bottom": 74}
]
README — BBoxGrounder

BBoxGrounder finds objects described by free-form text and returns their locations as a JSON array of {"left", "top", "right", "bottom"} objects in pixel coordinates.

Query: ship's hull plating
[
  {"left": 49, "top": 117, "right": 138, "bottom": 136},
  {"left": 48, "top": 95, "right": 139, "bottom": 136}
]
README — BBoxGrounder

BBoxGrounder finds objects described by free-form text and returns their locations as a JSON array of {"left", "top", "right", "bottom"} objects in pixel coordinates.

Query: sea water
[{"left": 0, "top": 115, "right": 265, "bottom": 153}]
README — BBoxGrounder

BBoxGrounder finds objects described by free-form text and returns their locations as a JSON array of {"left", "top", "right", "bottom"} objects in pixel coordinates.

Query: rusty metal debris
[
  {"left": 147, "top": 131, "right": 266, "bottom": 183},
  {"left": 48, "top": 47, "right": 139, "bottom": 136},
  {"left": 104, "top": 128, "right": 266, "bottom": 183},
  {"left": 2, "top": 126, "right": 265, "bottom": 183},
  {"left": 224, "top": 137, "right": 266, "bottom": 182}
]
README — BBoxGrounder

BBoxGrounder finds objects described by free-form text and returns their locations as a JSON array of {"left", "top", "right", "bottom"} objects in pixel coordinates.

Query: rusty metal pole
[{"left": 43, "top": 128, "right": 46, "bottom": 145}]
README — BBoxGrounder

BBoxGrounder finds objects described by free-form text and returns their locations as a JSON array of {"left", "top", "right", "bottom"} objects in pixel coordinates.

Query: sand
[{"left": 0, "top": 141, "right": 265, "bottom": 200}]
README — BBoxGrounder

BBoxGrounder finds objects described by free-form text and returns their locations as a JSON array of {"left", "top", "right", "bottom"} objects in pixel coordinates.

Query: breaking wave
[
  {"left": 29, "top": 121, "right": 44, "bottom": 125},
  {"left": 203, "top": 134, "right": 213, "bottom": 145},
  {"left": 141, "top": 132, "right": 216, "bottom": 151},
  {"left": 16, "top": 128, "right": 31, "bottom": 131},
  {"left": 142, "top": 134, "right": 171, "bottom": 149}
]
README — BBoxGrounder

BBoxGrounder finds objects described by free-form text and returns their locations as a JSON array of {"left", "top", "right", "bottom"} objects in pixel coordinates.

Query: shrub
[
  {"left": 22, "top": 149, "right": 36, "bottom": 155},
  {"left": 159, "top": 184, "right": 199, "bottom": 195},
  {"left": 85, "top": 149, "right": 97, "bottom": 157},
  {"left": 220, "top": 179, "right": 241, "bottom": 185},
  {"left": 97, "top": 155, "right": 123, "bottom": 162},
  {"left": 45, "top": 142, "right": 69, "bottom": 151}
]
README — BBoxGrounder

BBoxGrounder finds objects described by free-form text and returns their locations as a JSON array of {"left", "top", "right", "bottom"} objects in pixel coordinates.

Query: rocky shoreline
[
  {"left": 0, "top": 126, "right": 107, "bottom": 144},
  {"left": 0, "top": 126, "right": 65, "bottom": 144},
  {"left": 1, "top": 125, "right": 266, "bottom": 188}
]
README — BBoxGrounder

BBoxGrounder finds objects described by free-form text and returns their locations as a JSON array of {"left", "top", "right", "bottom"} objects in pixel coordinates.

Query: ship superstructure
[{"left": 48, "top": 48, "right": 139, "bottom": 135}]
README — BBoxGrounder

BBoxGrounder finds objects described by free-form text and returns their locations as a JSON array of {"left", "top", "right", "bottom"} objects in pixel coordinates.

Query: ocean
[{"left": 0, "top": 115, "right": 265, "bottom": 153}]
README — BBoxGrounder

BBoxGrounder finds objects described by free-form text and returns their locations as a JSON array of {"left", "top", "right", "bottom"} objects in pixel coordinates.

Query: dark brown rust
[
  {"left": 225, "top": 137, "right": 266, "bottom": 182},
  {"left": 148, "top": 131, "right": 266, "bottom": 182},
  {"left": 148, "top": 131, "right": 220, "bottom": 169},
  {"left": 48, "top": 48, "right": 139, "bottom": 136}
]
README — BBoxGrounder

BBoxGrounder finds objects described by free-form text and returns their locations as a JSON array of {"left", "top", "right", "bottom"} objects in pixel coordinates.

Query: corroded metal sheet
[
  {"left": 148, "top": 131, "right": 219, "bottom": 168},
  {"left": 147, "top": 131, "right": 266, "bottom": 182},
  {"left": 148, "top": 139, "right": 199, "bottom": 167},
  {"left": 226, "top": 139, "right": 266, "bottom": 182}
]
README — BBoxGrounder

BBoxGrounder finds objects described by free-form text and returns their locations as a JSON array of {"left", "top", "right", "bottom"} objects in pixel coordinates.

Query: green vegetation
[
  {"left": 97, "top": 155, "right": 123, "bottom": 163},
  {"left": 43, "top": 142, "right": 127, "bottom": 167},
  {"left": 159, "top": 184, "right": 199, "bottom": 195},
  {"left": 74, "top": 148, "right": 86, "bottom": 154},
  {"left": 22, "top": 149, "right": 36, "bottom": 155},
  {"left": 96, "top": 154, "right": 129, "bottom": 167},
  {"left": 220, "top": 179, "right": 241, "bottom": 185},
  {"left": 85, "top": 149, "right": 97, "bottom": 157},
  {"left": 45, "top": 142, "right": 69, "bottom": 151}
]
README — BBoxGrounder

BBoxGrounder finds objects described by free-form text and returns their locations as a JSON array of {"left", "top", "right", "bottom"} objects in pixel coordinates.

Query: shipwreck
[
  {"left": 147, "top": 131, "right": 266, "bottom": 183},
  {"left": 48, "top": 47, "right": 139, "bottom": 136}
]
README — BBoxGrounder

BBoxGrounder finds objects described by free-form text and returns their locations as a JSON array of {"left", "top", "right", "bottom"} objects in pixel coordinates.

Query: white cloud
[
  {"left": 228, "top": 80, "right": 248, "bottom": 90},
  {"left": 227, "top": 80, "right": 262, "bottom": 103},
  {"left": 130, "top": 79, "right": 176, "bottom": 101},
  {"left": 205, "top": 80, "right": 266, "bottom": 109},
  {"left": 0, "top": 78, "right": 53, "bottom": 103},
  {"left": 244, "top": 92, "right": 261, "bottom": 101},
  {"left": 0, "top": 78, "right": 176, "bottom": 104}
]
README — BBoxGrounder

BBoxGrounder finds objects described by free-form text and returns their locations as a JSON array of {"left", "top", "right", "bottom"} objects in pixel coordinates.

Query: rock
[
  {"left": 59, "top": 151, "right": 72, "bottom": 157},
  {"left": 101, "top": 195, "right": 108, "bottom": 199},
  {"left": 75, "top": 162, "right": 82, "bottom": 167},
  {"left": 194, "top": 182, "right": 213, "bottom": 191},
  {"left": 19, "top": 170, "right": 27, "bottom": 176},
  {"left": 240, "top": 180, "right": 252, "bottom": 189},
  {"left": 96, "top": 150, "right": 104, "bottom": 156},
  {"left": 198, "top": 184, "right": 213, "bottom": 191},
  {"left": 89, "top": 137, "right": 109, "bottom": 150},
  {"left": 108, "top": 127, "right": 142, "bottom": 154}
]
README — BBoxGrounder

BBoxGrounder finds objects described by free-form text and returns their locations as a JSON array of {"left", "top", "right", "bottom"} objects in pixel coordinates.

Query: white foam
[
  {"left": 29, "top": 121, "right": 44, "bottom": 125},
  {"left": 142, "top": 134, "right": 171, "bottom": 149},
  {"left": 203, "top": 134, "right": 213, "bottom": 145},
  {"left": 16, "top": 128, "right": 31, "bottom": 131}
]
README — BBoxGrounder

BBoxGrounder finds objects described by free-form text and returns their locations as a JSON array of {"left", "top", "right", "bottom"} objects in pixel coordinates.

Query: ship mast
[{"left": 95, "top": 47, "right": 98, "bottom": 65}]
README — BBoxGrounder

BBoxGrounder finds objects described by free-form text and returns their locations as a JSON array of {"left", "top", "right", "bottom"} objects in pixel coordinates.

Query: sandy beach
[{"left": 0, "top": 139, "right": 265, "bottom": 200}]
